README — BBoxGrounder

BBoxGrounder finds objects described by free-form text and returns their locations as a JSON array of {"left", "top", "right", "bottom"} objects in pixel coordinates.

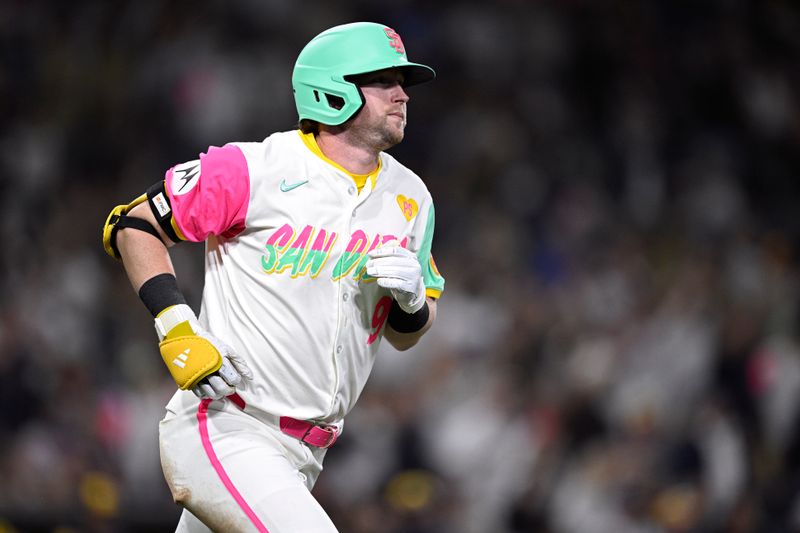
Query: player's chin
[
  {"left": 376, "top": 129, "right": 404, "bottom": 151},
  {"left": 387, "top": 125, "right": 405, "bottom": 145}
]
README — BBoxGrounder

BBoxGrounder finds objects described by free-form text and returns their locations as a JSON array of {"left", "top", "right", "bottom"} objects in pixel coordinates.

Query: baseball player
[{"left": 102, "top": 22, "right": 444, "bottom": 532}]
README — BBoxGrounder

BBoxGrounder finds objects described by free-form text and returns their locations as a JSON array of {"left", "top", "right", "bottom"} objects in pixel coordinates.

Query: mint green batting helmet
[{"left": 292, "top": 22, "right": 436, "bottom": 126}]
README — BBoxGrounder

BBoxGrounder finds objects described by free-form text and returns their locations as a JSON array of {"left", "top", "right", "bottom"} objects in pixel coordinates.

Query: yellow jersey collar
[{"left": 298, "top": 130, "right": 380, "bottom": 192}]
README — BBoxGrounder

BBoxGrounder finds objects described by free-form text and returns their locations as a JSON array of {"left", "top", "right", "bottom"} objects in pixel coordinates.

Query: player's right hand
[{"left": 154, "top": 304, "right": 253, "bottom": 400}]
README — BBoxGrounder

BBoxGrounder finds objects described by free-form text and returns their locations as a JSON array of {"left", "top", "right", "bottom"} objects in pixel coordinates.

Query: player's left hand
[{"left": 366, "top": 243, "right": 426, "bottom": 314}]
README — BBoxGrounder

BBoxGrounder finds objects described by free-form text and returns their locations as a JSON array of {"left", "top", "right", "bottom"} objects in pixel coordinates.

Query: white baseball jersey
[{"left": 162, "top": 130, "right": 444, "bottom": 426}]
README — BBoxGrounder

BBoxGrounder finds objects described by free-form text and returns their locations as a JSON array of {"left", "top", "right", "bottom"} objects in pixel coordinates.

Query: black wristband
[
  {"left": 387, "top": 299, "right": 430, "bottom": 333},
  {"left": 138, "top": 273, "right": 187, "bottom": 317}
]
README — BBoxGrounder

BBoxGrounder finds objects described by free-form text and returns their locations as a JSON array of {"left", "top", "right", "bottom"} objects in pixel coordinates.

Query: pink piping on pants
[{"left": 197, "top": 398, "right": 269, "bottom": 532}]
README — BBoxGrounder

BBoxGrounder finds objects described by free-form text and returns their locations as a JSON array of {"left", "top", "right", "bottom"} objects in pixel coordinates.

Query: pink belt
[
  {"left": 279, "top": 417, "right": 339, "bottom": 449},
  {"left": 227, "top": 394, "right": 339, "bottom": 449}
]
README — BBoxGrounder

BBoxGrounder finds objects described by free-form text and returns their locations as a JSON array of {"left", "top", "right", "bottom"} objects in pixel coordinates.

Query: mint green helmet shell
[{"left": 292, "top": 22, "right": 435, "bottom": 126}]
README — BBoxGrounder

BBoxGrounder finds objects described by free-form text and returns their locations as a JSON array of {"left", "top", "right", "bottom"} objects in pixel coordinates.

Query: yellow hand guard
[
  {"left": 159, "top": 336, "right": 223, "bottom": 390},
  {"left": 155, "top": 305, "right": 223, "bottom": 390}
]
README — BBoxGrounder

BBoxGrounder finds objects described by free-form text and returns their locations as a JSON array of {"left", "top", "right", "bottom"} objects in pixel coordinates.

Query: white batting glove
[
  {"left": 190, "top": 335, "right": 253, "bottom": 400},
  {"left": 366, "top": 242, "right": 426, "bottom": 314},
  {"left": 155, "top": 304, "right": 253, "bottom": 400}
]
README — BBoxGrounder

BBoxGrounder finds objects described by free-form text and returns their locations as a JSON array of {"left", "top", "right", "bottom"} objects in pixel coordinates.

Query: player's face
[{"left": 347, "top": 68, "right": 409, "bottom": 151}]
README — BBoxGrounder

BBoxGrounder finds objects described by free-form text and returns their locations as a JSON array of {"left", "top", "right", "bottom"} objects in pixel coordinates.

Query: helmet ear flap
[
  {"left": 327, "top": 82, "right": 366, "bottom": 122},
  {"left": 308, "top": 89, "right": 346, "bottom": 110},
  {"left": 293, "top": 74, "right": 364, "bottom": 126},
  {"left": 324, "top": 93, "right": 345, "bottom": 110},
  {"left": 298, "top": 89, "right": 350, "bottom": 118}
]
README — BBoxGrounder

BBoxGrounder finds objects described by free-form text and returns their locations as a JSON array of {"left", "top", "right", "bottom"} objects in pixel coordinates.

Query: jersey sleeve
[
  {"left": 164, "top": 144, "right": 250, "bottom": 242},
  {"left": 417, "top": 203, "right": 445, "bottom": 299}
]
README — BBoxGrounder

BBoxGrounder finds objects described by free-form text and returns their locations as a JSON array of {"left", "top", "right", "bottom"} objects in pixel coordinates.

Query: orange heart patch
[{"left": 396, "top": 195, "right": 419, "bottom": 221}]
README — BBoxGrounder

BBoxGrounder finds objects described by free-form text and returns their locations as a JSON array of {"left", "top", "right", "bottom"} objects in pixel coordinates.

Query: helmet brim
[
  {"left": 344, "top": 62, "right": 436, "bottom": 88},
  {"left": 399, "top": 63, "right": 436, "bottom": 87}
]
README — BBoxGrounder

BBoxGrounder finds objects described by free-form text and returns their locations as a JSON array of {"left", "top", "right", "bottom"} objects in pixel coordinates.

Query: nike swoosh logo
[{"left": 280, "top": 179, "right": 309, "bottom": 192}]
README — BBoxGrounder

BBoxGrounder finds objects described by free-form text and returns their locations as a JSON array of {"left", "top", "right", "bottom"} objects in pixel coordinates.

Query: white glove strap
[{"left": 154, "top": 304, "right": 197, "bottom": 341}]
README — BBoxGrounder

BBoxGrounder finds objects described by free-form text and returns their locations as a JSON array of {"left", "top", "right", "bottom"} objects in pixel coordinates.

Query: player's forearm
[
  {"left": 116, "top": 202, "right": 177, "bottom": 292},
  {"left": 384, "top": 297, "right": 437, "bottom": 351}
]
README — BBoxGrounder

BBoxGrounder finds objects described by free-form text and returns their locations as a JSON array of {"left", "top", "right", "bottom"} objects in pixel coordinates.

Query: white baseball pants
[{"left": 159, "top": 396, "right": 339, "bottom": 532}]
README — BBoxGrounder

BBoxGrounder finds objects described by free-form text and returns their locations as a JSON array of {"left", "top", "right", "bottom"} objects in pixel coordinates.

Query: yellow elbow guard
[
  {"left": 102, "top": 193, "right": 161, "bottom": 260},
  {"left": 103, "top": 180, "right": 185, "bottom": 260},
  {"left": 159, "top": 335, "right": 223, "bottom": 390}
]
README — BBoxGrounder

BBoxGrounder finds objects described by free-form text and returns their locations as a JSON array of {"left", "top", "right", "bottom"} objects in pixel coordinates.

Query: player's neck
[{"left": 315, "top": 130, "right": 380, "bottom": 175}]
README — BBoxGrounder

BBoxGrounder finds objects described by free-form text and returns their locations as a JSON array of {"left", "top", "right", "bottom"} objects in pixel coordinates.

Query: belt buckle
[
  {"left": 303, "top": 423, "right": 338, "bottom": 449},
  {"left": 317, "top": 424, "right": 338, "bottom": 449}
]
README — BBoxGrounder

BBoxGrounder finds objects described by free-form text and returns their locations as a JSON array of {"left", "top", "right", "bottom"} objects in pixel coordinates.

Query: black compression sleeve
[
  {"left": 387, "top": 300, "right": 430, "bottom": 333},
  {"left": 138, "top": 273, "right": 187, "bottom": 317}
]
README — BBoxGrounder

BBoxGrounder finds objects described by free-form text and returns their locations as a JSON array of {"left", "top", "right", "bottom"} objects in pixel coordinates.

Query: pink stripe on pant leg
[{"left": 197, "top": 399, "right": 270, "bottom": 532}]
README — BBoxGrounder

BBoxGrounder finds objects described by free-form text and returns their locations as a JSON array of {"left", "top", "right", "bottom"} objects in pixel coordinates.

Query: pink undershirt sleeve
[{"left": 164, "top": 144, "right": 250, "bottom": 242}]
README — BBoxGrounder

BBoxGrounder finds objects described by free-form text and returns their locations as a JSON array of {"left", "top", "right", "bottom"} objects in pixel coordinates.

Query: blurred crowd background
[{"left": 1, "top": 0, "right": 800, "bottom": 531}]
